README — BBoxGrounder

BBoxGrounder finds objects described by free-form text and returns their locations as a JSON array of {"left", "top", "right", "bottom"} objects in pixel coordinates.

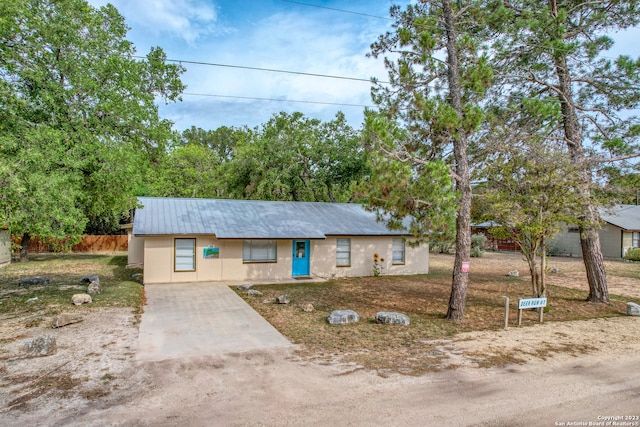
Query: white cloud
[
  {"left": 90, "top": 0, "right": 221, "bottom": 44},
  {"left": 174, "top": 8, "right": 392, "bottom": 129}
]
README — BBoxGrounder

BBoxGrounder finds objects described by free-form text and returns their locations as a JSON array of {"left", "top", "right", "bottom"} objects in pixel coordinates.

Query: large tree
[
  {"left": 489, "top": 1, "right": 640, "bottom": 302},
  {"left": 0, "top": 0, "right": 184, "bottom": 259},
  {"left": 226, "top": 111, "right": 366, "bottom": 203},
  {"left": 367, "top": 1, "right": 493, "bottom": 321},
  {"left": 148, "top": 126, "right": 244, "bottom": 199}
]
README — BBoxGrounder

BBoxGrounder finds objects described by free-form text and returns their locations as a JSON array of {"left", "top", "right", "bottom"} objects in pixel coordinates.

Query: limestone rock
[
  {"left": 22, "top": 335, "right": 56, "bottom": 357},
  {"left": 248, "top": 289, "right": 263, "bottom": 296},
  {"left": 87, "top": 280, "right": 102, "bottom": 295},
  {"left": 276, "top": 294, "right": 290, "bottom": 304},
  {"left": 327, "top": 309, "right": 359, "bottom": 325},
  {"left": 19, "top": 277, "right": 50, "bottom": 286},
  {"left": 376, "top": 311, "right": 410, "bottom": 326},
  {"left": 627, "top": 302, "right": 640, "bottom": 316},
  {"left": 237, "top": 283, "right": 254, "bottom": 290},
  {"left": 551, "top": 268, "right": 561, "bottom": 274},
  {"left": 506, "top": 270, "right": 519, "bottom": 277},
  {"left": 80, "top": 274, "right": 100, "bottom": 285},
  {"left": 72, "top": 294, "right": 92, "bottom": 306},
  {"left": 303, "top": 303, "right": 314, "bottom": 312},
  {"left": 52, "top": 313, "right": 84, "bottom": 328},
  {"left": 131, "top": 273, "right": 143, "bottom": 283}
]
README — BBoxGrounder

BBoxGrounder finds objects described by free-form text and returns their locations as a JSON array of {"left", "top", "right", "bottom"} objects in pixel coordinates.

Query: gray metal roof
[
  {"left": 600, "top": 204, "right": 640, "bottom": 231},
  {"left": 133, "top": 197, "right": 407, "bottom": 238}
]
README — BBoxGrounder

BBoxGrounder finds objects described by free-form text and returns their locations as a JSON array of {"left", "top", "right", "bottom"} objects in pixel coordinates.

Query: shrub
[
  {"left": 470, "top": 233, "right": 487, "bottom": 258},
  {"left": 624, "top": 247, "right": 640, "bottom": 261},
  {"left": 430, "top": 240, "right": 454, "bottom": 254}
]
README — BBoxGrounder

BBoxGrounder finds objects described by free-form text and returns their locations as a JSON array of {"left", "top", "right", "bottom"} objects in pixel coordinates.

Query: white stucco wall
[
  {"left": 0, "top": 230, "right": 10, "bottom": 267},
  {"left": 127, "top": 232, "right": 144, "bottom": 267},
  {"left": 140, "top": 235, "right": 429, "bottom": 284}
]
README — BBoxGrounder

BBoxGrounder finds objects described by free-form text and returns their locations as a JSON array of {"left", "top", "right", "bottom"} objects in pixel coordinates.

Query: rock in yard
[
  {"left": 327, "top": 309, "right": 359, "bottom": 325},
  {"left": 19, "top": 277, "right": 50, "bottom": 286},
  {"left": 237, "top": 283, "right": 254, "bottom": 290},
  {"left": 52, "top": 313, "right": 84, "bottom": 328},
  {"left": 72, "top": 294, "right": 92, "bottom": 306},
  {"left": 506, "top": 270, "right": 519, "bottom": 277},
  {"left": 87, "top": 280, "right": 102, "bottom": 295},
  {"left": 247, "top": 289, "right": 263, "bottom": 296},
  {"left": 131, "top": 273, "right": 143, "bottom": 283},
  {"left": 627, "top": 302, "right": 640, "bottom": 316},
  {"left": 303, "top": 303, "right": 314, "bottom": 312},
  {"left": 551, "top": 268, "right": 561, "bottom": 274},
  {"left": 276, "top": 294, "right": 290, "bottom": 304},
  {"left": 80, "top": 274, "right": 100, "bottom": 284},
  {"left": 22, "top": 335, "right": 56, "bottom": 357},
  {"left": 376, "top": 311, "right": 410, "bottom": 326}
]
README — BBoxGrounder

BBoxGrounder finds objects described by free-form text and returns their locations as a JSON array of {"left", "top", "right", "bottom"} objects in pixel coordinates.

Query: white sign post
[{"left": 517, "top": 297, "right": 547, "bottom": 326}]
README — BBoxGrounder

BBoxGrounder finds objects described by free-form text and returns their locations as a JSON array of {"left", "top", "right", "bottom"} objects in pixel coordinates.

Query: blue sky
[
  {"left": 87, "top": 0, "right": 407, "bottom": 131},
  {"left": 87, "top": 0, "right": 639, "bottom": 132}
]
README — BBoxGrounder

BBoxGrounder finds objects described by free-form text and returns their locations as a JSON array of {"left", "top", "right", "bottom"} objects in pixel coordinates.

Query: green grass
[{"left": 0, "top": 254, "right": 143, "bottom": 322}]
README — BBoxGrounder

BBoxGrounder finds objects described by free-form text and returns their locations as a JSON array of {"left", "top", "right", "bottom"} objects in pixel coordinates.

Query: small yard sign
[
  {"left": 518, "top": 297, "right": 547, "bottom": 309},
  {"left": 518, "top": 297, "right": 547, "bottom": 326}
]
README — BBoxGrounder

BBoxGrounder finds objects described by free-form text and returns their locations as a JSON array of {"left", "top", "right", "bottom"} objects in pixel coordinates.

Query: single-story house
[
  {"left": 549, "top": 204, "right": 640, "bottom": 259},
  {"left": 127, "top": 197, "right": 429, "bottom": 284},
  {"left": 0, "top": 228, "right": 10, "bottom": 267}
]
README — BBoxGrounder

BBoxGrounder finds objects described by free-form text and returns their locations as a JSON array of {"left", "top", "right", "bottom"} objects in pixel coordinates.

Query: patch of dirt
[{"left": 0, "top": 307, "right": 140, "bottom": 418}]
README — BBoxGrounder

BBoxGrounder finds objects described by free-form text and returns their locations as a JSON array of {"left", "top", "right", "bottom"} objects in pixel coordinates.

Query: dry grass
[
  {"left": 238, "top": 252, "right": 640, "bottom": 375},
  {"left": 0, "top": 254, "right": 143, "bottom": 320}
]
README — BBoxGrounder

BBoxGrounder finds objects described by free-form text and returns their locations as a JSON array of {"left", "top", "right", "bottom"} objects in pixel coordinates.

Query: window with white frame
[
  {"left": 175, "top": 238, "right": 196, "bottom": 271},
  {"left": 336, "top": 238, "right": 351, "bottom": 266},
  {"left": 633, "top": 232, "right": 640, "bottom": 248},
  {"left": 392, "top": 238, "right": 405, "bottom": 264},
  {"left": 243, "top": 240, "right": 277, "bottom": 262}
]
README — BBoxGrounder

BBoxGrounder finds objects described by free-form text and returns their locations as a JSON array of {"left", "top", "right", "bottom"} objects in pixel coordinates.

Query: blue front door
[{"left": 292, "top": 240, "right": 310, "bottom": 277}]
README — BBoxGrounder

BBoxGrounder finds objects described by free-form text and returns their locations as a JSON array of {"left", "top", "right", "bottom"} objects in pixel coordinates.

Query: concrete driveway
[{"left": 136, "top": 282, "right": 292, "bottom": 362}]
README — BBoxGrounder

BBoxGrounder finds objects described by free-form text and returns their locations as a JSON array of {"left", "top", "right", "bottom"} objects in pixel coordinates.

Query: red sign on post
[{"left": 461, "top": 261, "right": 470, "bottom": 273}]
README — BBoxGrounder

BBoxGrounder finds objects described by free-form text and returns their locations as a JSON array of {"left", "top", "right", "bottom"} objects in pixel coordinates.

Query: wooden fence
[{"left": 13, "top": 235, "right": 128, "bottom": 253}]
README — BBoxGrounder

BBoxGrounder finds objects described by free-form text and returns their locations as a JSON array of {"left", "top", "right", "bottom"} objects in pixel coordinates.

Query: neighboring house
[
  {"left": 0, "top": 228, "right": 10, "bottom": 267},
  {"left": 550, "top": 204, "right": 640, "bottom": 259},
  {"left": 471, "top": 221, "right": 519, "bottom": 252},
  {"left": 127, "top": 197, "right": 429, "bottom": 284}
]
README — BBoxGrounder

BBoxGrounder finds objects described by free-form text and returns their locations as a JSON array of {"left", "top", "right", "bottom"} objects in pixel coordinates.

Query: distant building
[
  {"left": 550, "top": 205, "right": 640, "bottom": 259},
  {"left": 0, "top": 228, "right": 10, "bottom": 267}
]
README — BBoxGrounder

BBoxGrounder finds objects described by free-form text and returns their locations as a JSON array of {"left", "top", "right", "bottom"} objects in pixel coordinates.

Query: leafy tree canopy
[{"left": 0, "top": 0, "right": 184, "bottom": 258}]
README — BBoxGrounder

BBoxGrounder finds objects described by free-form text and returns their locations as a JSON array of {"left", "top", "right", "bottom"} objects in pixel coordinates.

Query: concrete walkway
[{"left": 136, "top": 282, "right": 292, "bottom": 362}]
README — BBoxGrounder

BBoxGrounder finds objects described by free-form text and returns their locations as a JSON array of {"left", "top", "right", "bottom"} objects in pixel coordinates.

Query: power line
[
  {"left": 133, "top": 55, "right": 390, "bottom": 84},
  {"left": 183, "top": 92, "right": 378, "bottom": 108},
  {"left": 281, "top": 0, "right": 392, "bottom": 21}
]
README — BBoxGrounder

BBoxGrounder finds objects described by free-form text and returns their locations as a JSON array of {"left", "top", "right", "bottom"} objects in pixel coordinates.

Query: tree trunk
[
  {"left": 20, "top": 232, "right": 30, "bottom": 262},
  {"left": 540, "top": 239, "right": 546, "bottom": 298},
  {"left": 580, "top": 208, "right": 609, "bottom": 302},
  {"left": 551, "top": 24, "right": 609, "bottom": 303},
  {"left": 443, "top": 0, "right": 471, "bottom": 322}
]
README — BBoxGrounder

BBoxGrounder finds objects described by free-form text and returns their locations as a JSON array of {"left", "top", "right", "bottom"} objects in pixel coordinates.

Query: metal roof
[
  {"left": 600, "top": 204, "right": 640, "bottom": 231},
  {"left": 133, "top": 197, "right": 407, "bottom": 238}
]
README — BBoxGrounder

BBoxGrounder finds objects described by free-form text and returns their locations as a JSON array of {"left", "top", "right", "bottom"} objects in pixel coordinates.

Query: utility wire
[
  {"left": 281, "top": 0, "right": 392, "bottom": 20},
  {"left": 183, "top": 92, "right": 378, "bottom": 108},
  {"left": 133, "top": 55, "right": 390, "bottom": 84}
]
